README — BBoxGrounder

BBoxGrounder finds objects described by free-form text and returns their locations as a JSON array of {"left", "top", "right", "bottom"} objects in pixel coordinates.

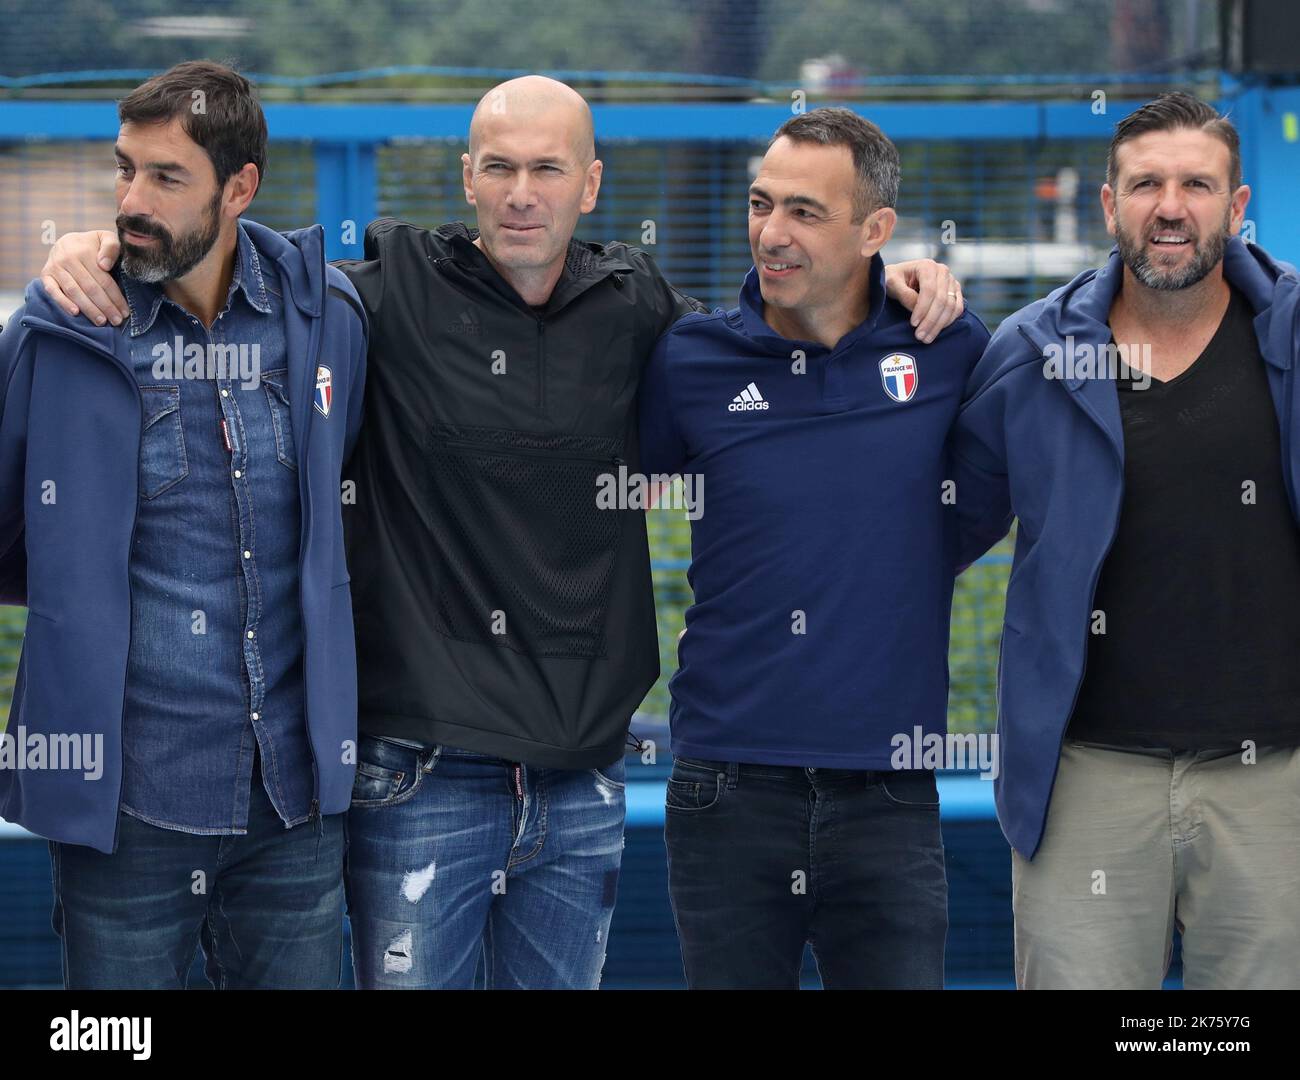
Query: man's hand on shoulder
[
  {"left": 884, "top": 258, "right": 965, "bottom": 344},
  {"left": 40, "top": 230, "right": 127, "bottom": 326}
]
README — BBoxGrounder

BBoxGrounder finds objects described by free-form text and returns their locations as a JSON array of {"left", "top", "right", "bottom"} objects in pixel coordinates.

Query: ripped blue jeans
[{"left": 344, "top": 734, "right": 626, "bottom": 989}]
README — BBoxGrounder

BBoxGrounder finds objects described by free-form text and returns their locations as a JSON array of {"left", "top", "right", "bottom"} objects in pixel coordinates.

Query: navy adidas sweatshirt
[{"left": 637, "top": 255, "right": 997, "bottom": 767}]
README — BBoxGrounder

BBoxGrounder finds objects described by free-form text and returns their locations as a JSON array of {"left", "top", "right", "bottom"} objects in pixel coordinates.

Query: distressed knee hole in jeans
[{"left": 384, "top": 929, "right": 413, "bottom": 974}]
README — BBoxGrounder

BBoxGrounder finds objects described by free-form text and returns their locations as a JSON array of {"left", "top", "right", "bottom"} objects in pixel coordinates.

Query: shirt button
[
  {"left": 243, "top": 550, "right": 251, "bottom": 559},
  {"left": 246, "top": 630, "right": 254, "bottom": 639},
  {"left": 221, "top": 389, "right": 229, "bottom": 397},
  {"left": 251, "top": 712, "right": 259, "bottom": 721},
  {"left": 233, "top": 469, "right": 242, "bottom": 478}
]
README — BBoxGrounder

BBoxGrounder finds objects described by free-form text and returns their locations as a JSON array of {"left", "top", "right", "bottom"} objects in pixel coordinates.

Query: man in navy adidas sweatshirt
[{"left": 638, "top": 108, "right": 1006, "bottom": 989}]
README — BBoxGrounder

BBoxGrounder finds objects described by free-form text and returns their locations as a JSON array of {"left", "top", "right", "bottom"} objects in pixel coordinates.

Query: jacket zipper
[
  {"left": 121, "top": 425, "right": 142, "bottom": 847},
  {"left": 436, "top": 437, "right": 622, "bottom": 467},
  {"left": 536, "top": 319, "right": 546, "bottom": 413},
  {"left": 299, "top": 238, "right": 328, "bottom": 822},
  {"left": 1015, "top": 323, "right": 1125, "bottom": 796},
  {"left": 1280, "top": 362, "right": 1297, "bottom": 519}
]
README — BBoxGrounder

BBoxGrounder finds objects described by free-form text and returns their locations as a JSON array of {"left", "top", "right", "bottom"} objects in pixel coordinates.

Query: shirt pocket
[
  {"left": 139, "top": 386, "right": 189, "bottom": 499},
  {"left": 261, "top": 368, "right": 297, "bottom": 472}
]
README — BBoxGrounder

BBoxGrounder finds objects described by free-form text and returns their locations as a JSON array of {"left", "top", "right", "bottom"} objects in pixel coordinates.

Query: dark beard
[
  {"left": 1115, "top": 207, "right": 1231, "bottom": 291},
  {"left": 117, "top": 189, "right": 223, "bottom": 284}
]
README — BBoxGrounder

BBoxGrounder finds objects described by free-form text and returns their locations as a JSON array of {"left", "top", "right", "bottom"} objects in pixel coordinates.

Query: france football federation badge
[
  {"left": 314, "top": 365, "right": 333, "bottom": 418},
  {"left": 879, "top": 353, "right": 918, "bottom": 403}
]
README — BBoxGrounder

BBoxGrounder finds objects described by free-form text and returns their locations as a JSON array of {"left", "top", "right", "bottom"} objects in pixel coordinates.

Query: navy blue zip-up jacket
[
  {"left": 639, "top": 260, "right": 1001, "bottom": 766},
  {"left": 0, "top": 220, "right": 367, "bottom": 853},
  {"left": 953, "top": 237, "right": 1300, "bottom": 858}
]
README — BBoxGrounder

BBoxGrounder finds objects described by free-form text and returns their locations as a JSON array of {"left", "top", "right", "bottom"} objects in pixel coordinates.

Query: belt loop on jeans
[{"left": 724, "top": 761, "right": 739, "bottom": 790}]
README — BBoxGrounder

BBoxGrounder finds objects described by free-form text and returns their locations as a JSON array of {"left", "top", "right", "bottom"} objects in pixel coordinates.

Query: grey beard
[
  {"left": 120, "top": 251, "right": 170, "bottom": 284},
  {"left": 1116, "top": 214, "right": 1230, "bottom": 292},
  {"left": 119, "top": 197, "right": 222, "bottom": 285}
]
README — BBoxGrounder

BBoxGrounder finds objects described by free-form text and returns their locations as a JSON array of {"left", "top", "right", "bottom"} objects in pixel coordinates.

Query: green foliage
[
  {"left": 0, "top": 0, "right": 1215, "bottom": 85},
  {"left": 759, "top": 0, "right": 1109, "bottom": 81},
  {"left": 0, "top": 607, "right": 26, "bottom": 734}
]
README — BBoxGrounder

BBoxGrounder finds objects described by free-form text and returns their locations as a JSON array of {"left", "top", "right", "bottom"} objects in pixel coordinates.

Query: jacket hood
[
  {"left": 239, "top": 219, "right": 326, "bottom": 318},
  {"left": 732, "top": 252, "right": 889, "bottom": 356},
  {"left": 1021, "top": 236, "right": 1299, "bottom": 372}
]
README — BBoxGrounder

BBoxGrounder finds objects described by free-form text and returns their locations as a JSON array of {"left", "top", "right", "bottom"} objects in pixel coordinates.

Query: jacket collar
[
  {"left": 735, "top": 253, "right": 887, "bottom": 354},
  {"left": 429, "top": 220, "right": 633, "bottom": 315}
]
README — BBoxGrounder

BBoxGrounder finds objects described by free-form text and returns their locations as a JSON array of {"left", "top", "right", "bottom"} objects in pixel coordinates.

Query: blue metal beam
[
  {"left": 626, "top": 774, "right": 996, "bottom": 827},
  {"left": 0, "top": 99, "right": 1151, "bottom": 143},
  {"left": 5, "top": 93, "right": 1292, "bottom": 263}
]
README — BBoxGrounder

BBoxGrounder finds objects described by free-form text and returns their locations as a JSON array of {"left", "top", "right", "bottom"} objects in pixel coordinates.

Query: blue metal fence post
[
  {"left": 1227, "top": 83, "right": 1300, "bottom": 266},
  {"left": 313, "top": 141, "right": 378, "bottom": 260}
]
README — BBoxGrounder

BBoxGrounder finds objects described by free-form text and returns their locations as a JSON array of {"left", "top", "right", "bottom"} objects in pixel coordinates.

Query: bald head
[
  {"left": 460, "top": 75, "right": 604, "bottom": 289},
  {"left": 469, "top": 76, "right": 595, "bottom": 166}
]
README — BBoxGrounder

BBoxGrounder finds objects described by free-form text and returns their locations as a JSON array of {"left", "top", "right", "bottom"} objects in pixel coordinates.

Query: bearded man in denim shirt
[{"left": 0, "top": 62, "right": 367, "bottom": 988}]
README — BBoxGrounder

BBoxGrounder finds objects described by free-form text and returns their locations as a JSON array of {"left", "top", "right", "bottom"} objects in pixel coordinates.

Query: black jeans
[{"left": 664, "top": 756, "right": 948, "bottom": 989}]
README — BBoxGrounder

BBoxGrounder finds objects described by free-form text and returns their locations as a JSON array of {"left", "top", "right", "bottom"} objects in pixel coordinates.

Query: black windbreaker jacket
[{"left": 338, "top": 218, "right": 703, "bottom": 768}]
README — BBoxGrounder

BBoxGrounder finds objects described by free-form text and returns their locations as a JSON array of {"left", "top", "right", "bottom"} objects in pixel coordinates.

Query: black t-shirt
[{"left": 1068, "top": 286, "right": 1300, "bottom": 749}]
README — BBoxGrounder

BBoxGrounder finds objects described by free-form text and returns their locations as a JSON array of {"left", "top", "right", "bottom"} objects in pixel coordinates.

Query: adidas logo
[
  {"left": 448, "top": 310, "right": 482, "bottom": 335},
  {"left": 727, "top": 381, "right": 770, "bottom": 412}
]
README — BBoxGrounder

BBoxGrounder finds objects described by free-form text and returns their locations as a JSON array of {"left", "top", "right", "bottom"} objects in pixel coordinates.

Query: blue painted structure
[{"left": 2, "top": 83, "right": 1294, "bottom": 265}]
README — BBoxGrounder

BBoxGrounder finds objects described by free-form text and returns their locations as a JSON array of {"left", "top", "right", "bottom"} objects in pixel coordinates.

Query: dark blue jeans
[
  {"left": 664, "top": 757, "right": 948, "bottom": 989},
  {"left": 49, "top": 765, "right": 345, "bottom": 989}
]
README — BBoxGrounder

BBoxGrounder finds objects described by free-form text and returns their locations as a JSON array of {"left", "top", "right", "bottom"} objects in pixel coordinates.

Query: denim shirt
[{"left": 118, "top": 222, "right": 313, "bottom": 834}]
